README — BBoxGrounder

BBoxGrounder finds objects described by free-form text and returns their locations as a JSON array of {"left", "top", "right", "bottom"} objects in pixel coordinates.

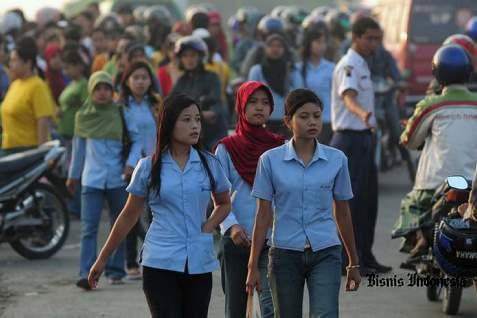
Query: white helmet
[{"left": 0, "top": 12, "right": 23, "bottom": 35}]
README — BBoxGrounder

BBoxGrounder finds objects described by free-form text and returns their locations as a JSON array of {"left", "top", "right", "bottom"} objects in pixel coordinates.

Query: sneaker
[
  {"left": 108, "top": 277, "right": 124, "bottom": 285},
  {"left": 127, "top": 267, "right": 142, "bottom": 280},
  {"left": 76, "top": 278, "right": 92, "bottom": 291}
]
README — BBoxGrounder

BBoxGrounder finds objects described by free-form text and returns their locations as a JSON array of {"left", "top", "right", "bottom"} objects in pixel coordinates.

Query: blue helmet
[
  {"left": 257, "top": 15, "right": 284, "bottom": 36},
  {"left": 432, "top": 45, "right": 473, "bottom": 86},
  {"left": 466, "top": 16, "right": 477, "bottom": 41},
  {"left": 433, "top": 217, "right": 477, "bottom": 278}
]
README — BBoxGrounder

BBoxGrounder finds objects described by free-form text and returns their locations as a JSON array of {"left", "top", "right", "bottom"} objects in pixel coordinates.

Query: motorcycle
[
  {"left": 0, "top": 141, "right": 70, "bottom": 259},
  {"left": 404, "top": 176, "right": 473, "bottom": 315}
]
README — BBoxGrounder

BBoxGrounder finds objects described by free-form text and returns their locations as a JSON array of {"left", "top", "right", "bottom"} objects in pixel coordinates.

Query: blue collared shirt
[
  {"left": 123, "top": 96, "right": 157, "bottom": 168},
  {"left": 296, "top": 59, "right": 335, "bottom": 124},
  {"left": 215, "top": 144, "right": 262, "bottom": 238},
  {"left": 251, "top": 140, "right": 353, "bottom": 252},
  {"left": 248, "top": 64, "right": 302, "bottom": 121},
  {"left": 68, "top": 113, "right": 141, "bottom": 190},
  {"left": 126, "top": 148, "right": 231, "bottom": 274}
]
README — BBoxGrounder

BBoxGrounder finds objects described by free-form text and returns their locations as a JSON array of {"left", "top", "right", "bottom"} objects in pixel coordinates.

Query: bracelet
[{"left": 346, "top": 264, "right": 360, "bottom": 270}]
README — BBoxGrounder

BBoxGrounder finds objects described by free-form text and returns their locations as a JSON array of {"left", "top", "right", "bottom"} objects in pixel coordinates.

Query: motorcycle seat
[{"left": 0, "top": 148, "right": 50, "bottom": 175}]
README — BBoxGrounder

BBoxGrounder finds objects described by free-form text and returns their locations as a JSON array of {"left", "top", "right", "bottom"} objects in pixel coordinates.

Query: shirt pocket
[{"left": 316, "top": 183, "right": 333, "bottom": 211}]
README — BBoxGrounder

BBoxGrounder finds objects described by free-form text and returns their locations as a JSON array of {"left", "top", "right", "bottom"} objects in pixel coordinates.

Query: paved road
[{"left": 1, "top": 166, "right": 476, "bottom": 318}]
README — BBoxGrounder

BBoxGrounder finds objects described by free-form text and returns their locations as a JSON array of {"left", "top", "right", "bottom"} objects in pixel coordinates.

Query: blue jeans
[
  {"left": 219, "top": 236, "right": 274, "bottom": 318},
  {"left": 268, "top": 245, "right": 342, "bottom": 318},
  {"left": 79, "top": 186, "right": 127, "bottom": 279}
]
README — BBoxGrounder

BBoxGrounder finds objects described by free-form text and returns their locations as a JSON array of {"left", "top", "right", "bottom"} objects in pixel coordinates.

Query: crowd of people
[{"left": 0, "top": 3, "right": 477, "bottom": 318}]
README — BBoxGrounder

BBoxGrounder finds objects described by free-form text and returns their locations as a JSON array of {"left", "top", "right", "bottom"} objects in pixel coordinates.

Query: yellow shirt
[{"left": 1, "top": 76, "right": 55, "bottom": 149}]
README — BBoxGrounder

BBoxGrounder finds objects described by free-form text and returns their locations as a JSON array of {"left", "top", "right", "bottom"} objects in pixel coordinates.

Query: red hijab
[
  {"left": 44, "top": 43, "right": 66, "bottom": 103},
  {"left": 219, "top": 81, "right": 285, "bottom": 185}
]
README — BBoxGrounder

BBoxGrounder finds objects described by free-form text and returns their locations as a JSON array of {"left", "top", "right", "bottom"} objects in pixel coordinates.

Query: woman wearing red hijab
[
  {"left": 44, "top": 43, "right": 68, "bottom": 104},
  {"left": 215, "top": 81, "right": 284, "bottom": 318}
]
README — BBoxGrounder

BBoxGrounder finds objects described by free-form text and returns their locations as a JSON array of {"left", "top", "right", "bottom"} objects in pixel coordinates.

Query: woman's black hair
[
  {"left": 300, "top": 30, "right": 325, "bottom": 88},
  {"left": 203, "top": 36, "right": 216, "bottom": 64},
  {"left": 149, "top": 93, "right": 216, "bottom": 196},
  {"left": 120, "top": 60, "right": 159, "bottom": 107},
  {"left": 14, "top": 36, "right": 38, "bottom": 71},
  {"left": 284, "top": 88, "right": 323, "bottom": 118}
]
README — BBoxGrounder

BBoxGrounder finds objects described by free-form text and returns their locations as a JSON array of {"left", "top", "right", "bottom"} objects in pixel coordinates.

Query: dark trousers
[
  {"left": 126, "top": 221, "right": 141, "bottom": 269},
  {"left": 330, "top": 130, "right": 379, "bottom": 267},
  {"left": 219, "top": 237, "right": 274, "bottom": 318},
  {"left": 142, "top": 265, "right": 212, "bottom": 318}
]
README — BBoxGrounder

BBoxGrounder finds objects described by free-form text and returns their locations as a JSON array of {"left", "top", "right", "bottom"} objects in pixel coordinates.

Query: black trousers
[
  {"left": 330, "top": 130, "right": 379, "bottom": 267},
  {"left": 142, "top": 265, "right": 212, "bottom": 318}
]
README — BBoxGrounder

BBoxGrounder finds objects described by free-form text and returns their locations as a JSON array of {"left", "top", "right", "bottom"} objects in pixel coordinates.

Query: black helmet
[
  {"left": 144, "top": 5, "right": 172, "bottom": 27},
  {"left": 257, "top": 15, "right": 284, "bottom": 36},
  {"left": 95, "top": 13, "right": 122, "bottom": 32},
  {"left": 325, "top": 9, "right": 351, "bottom": 38},
  {"left": 174, "top": 35, "right": 208, "bottom": 62},
  {"left": 281, "top": 7, "right": 308, "bottom": 30},
  {"left": 302, "top": 14, "right": 329, "bottom": 36},
  {"left": 235, "top": 7, "right": 263, "bottom": 34},
  {"left": 434, "top": 217, "right": 477, "bottom": 278},
  {"left": 432, "top": 44, "right": 473, "bottom": 86}
]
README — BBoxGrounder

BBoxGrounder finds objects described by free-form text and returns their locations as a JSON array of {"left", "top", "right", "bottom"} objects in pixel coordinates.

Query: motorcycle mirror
[{"left": 447, "top": 176, "right": 468, "bottom": 190}]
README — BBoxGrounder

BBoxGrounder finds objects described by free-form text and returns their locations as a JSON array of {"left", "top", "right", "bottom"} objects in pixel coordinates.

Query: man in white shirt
[{"left": 330, "top": 17, "right": 392, "bottom": 275}]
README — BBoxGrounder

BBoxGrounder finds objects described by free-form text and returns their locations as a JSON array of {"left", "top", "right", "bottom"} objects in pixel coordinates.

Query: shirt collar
[
  {"left": 162, "top": 147, "right": 202, "bottom": 163},
  {"left": 348, "top": 48, "right": 367, "bottom": 67},
  {"left": 442, "top": 84, "right": 469, "bottom": 94},
  {"left": 283, "top": 139, "right": 328, "bottom": 164},
  {"left": 128, "top": 95, "right": 150, "bottom": 105}
]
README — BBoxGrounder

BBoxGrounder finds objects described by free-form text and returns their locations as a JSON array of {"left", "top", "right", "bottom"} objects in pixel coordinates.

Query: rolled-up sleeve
[
  {"left": 251, "top": 154, "right": 274, "bottom": 202},
  {"left": 126, "top": 157, "right": 150, "bottom": 197},
  {"left": 333, "top": 154, "right": 354, "bottom": 201}
]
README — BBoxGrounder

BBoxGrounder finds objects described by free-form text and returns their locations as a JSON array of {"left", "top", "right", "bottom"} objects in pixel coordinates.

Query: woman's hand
[
  {"left": 345, "top": 267, "right": 361, "bottom": 292},
  {"left": 66, "top": 179, "right": 77, "bottom": 195},
  {"left": 230, "top": 224, "right": 250, "bottom": 247},
  {"left": 245, "top": 266, "right": 261, "bottom": 295},
  {"left": 88, "top": 257, "right": 107, "bottom": 289},
  {"left": 123, "top": 165, "right": 134, "bottom": 182}
]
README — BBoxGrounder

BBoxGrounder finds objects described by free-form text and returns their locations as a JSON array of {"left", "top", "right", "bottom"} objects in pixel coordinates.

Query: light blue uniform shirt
[
  {"left": 248, "top": 64, "right": 302, "bottom": 121},
  {"left": 251, "top": 140, "right": 353, "bottom": 252},
  {"left": 215, "top": 144, "right": 260, "bottom": 238},
  {"left": 296, "top": 59, "right": 335, "bottom": 124},
  {"left": 123, "top": 96, "right": 157, "bottom": 168},
  {"left": 126, "top": 148, "right": 231, "bottom": 274},
  {"left": 68, "top": 111, "right": 141, "bottom": 190}
]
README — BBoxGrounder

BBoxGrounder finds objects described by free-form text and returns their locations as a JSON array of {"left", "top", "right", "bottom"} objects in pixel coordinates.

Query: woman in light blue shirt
[
  {"left": 119, "top": 60, "right": 160, "bottom": 279},
  {"left": 248, "top": 33, "right": 301, "bottom": 137},
  {"left": 246, "top": 89, "right": 361, "bottom": 317},
  {"left": 216, "top": 81, "right": 285, "bottom": 318},
  {"left": 87, "top": 93, "right": 231, "bottom": 318},
  {"left": 66, "top": 71, "right": 141, "bottom": 289},
  {"left": 296, "top": 29, "right": 335, "bottom": 145}
]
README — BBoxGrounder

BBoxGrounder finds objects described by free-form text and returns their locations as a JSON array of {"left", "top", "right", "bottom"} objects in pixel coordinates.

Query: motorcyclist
[
  {"left": 239, "top": 15, "right": 288, "bottom": 77},
  {"left": 392, "top": 45, "right": 477, "bottom": 262},
  {"left": 324, "top": 9, "right": 351, "bottom": 62},
  {"left": 367, "top": 29, "right": 410, "bottom": 171},
  {"left": 170, "top": 36, "right": 228, "bottom": 150},
  {"left": 230, "top": 7, "right": 263, "bottom": 73}
]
